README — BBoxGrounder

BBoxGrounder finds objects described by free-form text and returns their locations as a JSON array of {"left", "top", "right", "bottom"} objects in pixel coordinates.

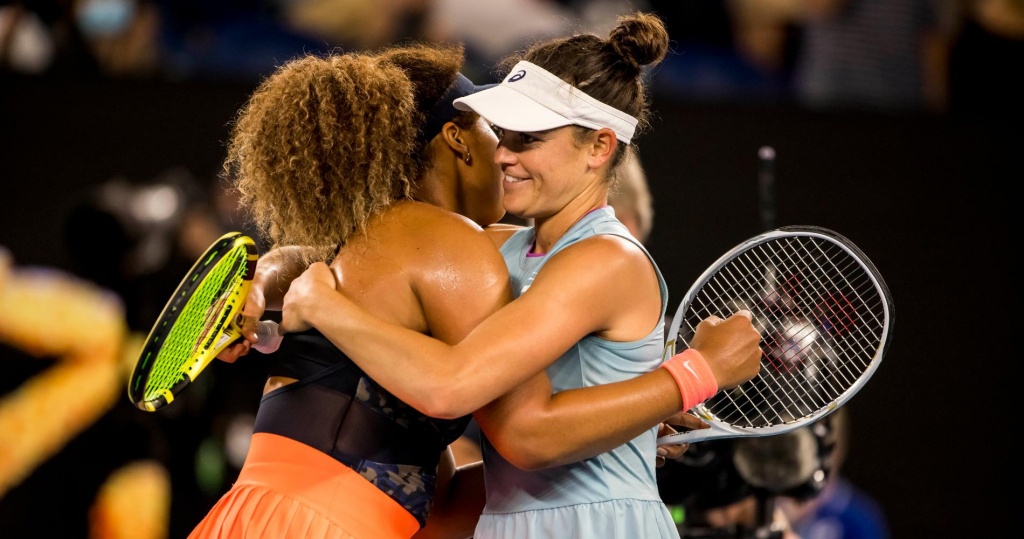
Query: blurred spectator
[
  {"left": 659, "top": 407, "right": 886, "bottom": 539},
  {"left": 423, "top": 0, "right": 574, "bottom": 80},
  {"left": 62, "top": 167, "right": 215, "bottom": 331},
  {"left": 282, "top": 0, "right": 432, "bottom": 51},
  {"left": 423, "top": 0, "right": 667, "bottom": 81},
  {"left": 610, "top": 146, "right": 655, "bottom": 245},
  {"left": 0, "top": 0, "right": 101, "bottom": 77},
  {"left": 658, "top": 436, "right": 760, "bottom": 537},
  {"left": 156, "top": 0, "right": 331, "bottom": 82},
  {"left": 947, "top": 0, "right": 1024, "bottom": 122},
  {"left": 0, "top": 0, "right": 166, "bottom": 79},
  {"left": 727, "top": 0, "right": 795, "bottom": 80},
  {"left": 646, "top": 0, "right": 788, "bottom": 102},
  {"left": 0, "top": 2, "right": 56, "bottom": 74},
  {"left": 734, "top": 0, "right": 956, "bottom": 113},
  {"left": 73, "top": 0, "right": 161, "bottom": 78}
]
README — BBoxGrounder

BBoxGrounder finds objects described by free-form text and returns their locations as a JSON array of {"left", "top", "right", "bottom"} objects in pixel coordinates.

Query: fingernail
[{"left": 657, "top": 448, "right": 667, "bottom": 456}]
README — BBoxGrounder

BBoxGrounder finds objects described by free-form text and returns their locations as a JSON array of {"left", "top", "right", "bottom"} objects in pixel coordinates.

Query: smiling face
[
  {"left": 491, "top": 123, "right": 610, "bottom": 224},
  {"left": 493, "top": 125, "right": 600, "bottom": 222}
]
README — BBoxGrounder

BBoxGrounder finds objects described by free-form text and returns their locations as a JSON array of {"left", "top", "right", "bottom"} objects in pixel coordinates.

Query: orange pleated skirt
[{"left": 189, "top": 432, "right": 420, "bottom": 539}]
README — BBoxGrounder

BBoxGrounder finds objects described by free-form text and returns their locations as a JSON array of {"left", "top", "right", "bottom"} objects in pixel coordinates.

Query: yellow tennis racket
[{"left": 128, "top": 232, "right": 257, "bottom": 411}]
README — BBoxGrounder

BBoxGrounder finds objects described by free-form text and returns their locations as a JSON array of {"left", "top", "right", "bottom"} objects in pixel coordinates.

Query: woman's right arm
[{"left": 471, "top": 310, "right": 759, "bottom": 470}]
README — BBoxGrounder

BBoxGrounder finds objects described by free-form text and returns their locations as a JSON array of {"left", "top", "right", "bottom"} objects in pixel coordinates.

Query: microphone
[{"left": 253, "top": 320, "right": 283, "bottom": 354}]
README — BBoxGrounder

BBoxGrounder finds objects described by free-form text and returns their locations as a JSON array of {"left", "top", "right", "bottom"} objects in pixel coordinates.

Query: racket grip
[{"left": 254, "top": 320, "right": 283, "bottom": 354}]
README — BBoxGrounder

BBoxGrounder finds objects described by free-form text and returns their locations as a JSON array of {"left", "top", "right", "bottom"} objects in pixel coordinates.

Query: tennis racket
[
  {"left": 658, "top": 225, "right": 893, "bottom": 445},
  {"left": 128, "top": 231, "right": 279, "bottom": 412}
]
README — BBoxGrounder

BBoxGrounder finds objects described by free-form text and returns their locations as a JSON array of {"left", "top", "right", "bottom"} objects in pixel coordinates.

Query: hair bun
[{"left": 608, "top": 12, "right": 669, "bottom": 70}]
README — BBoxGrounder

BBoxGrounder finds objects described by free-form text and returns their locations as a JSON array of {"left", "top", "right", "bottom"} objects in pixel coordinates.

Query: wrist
[{"left": 660, "top": 348, "right": 718, "bottom": 411}]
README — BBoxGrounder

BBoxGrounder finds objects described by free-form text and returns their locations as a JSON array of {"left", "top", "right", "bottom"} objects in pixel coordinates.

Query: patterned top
[{"left": 253, "top": 329, "right": 471, "bottom": 527}]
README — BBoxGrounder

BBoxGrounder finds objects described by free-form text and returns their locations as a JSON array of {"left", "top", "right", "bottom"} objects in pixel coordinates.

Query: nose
[{"left": 494, "top": 143, "right": 516, "bottom": 167}]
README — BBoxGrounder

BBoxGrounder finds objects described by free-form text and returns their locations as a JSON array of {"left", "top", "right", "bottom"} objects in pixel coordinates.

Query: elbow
[
  {"left": 491, "top": 437, "right": 562, "bottom": 471},
  {"left": 416, "top": 396, "right": 467, "bottom": 421},
  {"left": 402, "top": 354, "right": 485, "bottom": 419},
  {"left": 510, "top": 454, "right": 557, "bottom": 472},
  {"left": 413, "top": 381, "right": 479, "bottom": 420}
]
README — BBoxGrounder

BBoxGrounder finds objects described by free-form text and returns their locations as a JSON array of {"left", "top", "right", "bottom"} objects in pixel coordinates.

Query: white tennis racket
[{"left": 658, "top": 226, "right": 894, "bottom": 445}]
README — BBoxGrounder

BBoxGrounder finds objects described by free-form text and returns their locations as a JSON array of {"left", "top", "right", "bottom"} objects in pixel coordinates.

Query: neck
[
  {"left": 412, "top": 155, "right": 458, "bottom": 214},
  {"left": 532, "top": 191, "right": 608, "bottom": 254}
]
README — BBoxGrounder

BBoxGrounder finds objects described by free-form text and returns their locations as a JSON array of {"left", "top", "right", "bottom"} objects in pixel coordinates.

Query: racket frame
[
  {"left": 658, "top": 226, "right": 893, "bottom": 445},
  {"left": 127, "top": 232, "right": 257, "bottom": 411}
]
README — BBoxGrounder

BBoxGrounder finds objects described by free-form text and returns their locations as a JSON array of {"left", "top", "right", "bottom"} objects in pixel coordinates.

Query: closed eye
[{"left": 493, "top": 126, "right": 546, "bottom": 151}]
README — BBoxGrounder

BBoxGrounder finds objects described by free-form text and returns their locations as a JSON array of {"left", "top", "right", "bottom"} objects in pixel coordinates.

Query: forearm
[
  {"left": 288, "top": 257, "right": 609, "bottom": 419},
  {"left": 478, "top": 369, "right": 683, "bottom": 470},
  {"left": 305, "top": 292, "right": 486, "bottom": 418}
]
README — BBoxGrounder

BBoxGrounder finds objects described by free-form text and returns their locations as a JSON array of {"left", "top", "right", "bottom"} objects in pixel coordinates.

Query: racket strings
[
  {"left": 143, "top": 243, "right": 251, "bottom": 402},
  {"left": 679, "top": 235, "right": 888, "bottom": 431}
]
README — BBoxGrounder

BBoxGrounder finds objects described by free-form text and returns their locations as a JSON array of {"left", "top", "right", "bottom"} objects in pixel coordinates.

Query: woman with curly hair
[{"left": 188, "top": 43, "right": 509, "bottom": 539}]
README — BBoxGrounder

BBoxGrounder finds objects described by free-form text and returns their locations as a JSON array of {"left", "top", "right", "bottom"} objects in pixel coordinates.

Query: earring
[{"left": 463, "top": 151, "right": 472, "bottom": 164}]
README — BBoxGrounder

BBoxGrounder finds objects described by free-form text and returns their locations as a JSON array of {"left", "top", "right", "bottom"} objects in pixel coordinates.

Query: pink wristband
[{"left": 661, "top": 348, "right": 719, "bottom": 411}]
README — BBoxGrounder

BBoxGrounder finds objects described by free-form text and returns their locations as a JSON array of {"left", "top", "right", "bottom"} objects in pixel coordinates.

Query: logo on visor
[{"left": 508, "top": 70, "right": 526, "bottom": 82}]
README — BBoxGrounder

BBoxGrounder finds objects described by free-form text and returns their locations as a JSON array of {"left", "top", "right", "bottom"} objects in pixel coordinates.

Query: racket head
[
  {"left": 128, "top": 232, "right": 258, "bottom": 411},
  {"left": 660, "top": 226, "right": 894, "bottom": 444}
]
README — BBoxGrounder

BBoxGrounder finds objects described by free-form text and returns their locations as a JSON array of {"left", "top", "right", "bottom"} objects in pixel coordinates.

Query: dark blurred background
[{"left": 1, "top": 0, "right": 1019, "bottom": 538}]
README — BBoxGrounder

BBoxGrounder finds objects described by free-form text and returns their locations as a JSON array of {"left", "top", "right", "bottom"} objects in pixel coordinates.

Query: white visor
[{"left": 453, "top": 61, "right": 638, "bottom": 144}]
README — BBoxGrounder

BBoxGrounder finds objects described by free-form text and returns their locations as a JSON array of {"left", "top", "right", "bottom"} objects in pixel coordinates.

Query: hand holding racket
[
  {"left": 658, "top": 226, "right": 894, "bottom": 445},
  {"left": 127, "top": 232, "right": 282, "bottom": 412},
  {"left": 689, "top": 310, "right": 763, "bottom": 390}
]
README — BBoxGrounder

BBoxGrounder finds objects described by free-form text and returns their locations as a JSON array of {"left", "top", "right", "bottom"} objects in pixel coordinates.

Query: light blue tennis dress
[{"left": 474, "top": 206, "right": 679, "bottom": 538}]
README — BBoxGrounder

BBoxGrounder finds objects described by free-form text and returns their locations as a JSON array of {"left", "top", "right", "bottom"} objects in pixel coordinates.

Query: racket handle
[{"left": 254, "top": 320, "right": 283, "bottom": 354}]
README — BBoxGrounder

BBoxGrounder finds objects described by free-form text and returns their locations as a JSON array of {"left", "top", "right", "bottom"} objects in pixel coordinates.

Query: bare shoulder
[
  {"left": 393, "top": 201, "right": 485, "bottom": 238},
  {"left": 386, "top": 201, "right": 504, "bottom": 262},
  {"left": 531, "top": 233, "right": 653, "bottom": 293},
  {"left": 555, "top": 233, "right": 646, "bottom": 266},
  {"left": 388, "top": 203, "right": 512, "bottom": 343}
]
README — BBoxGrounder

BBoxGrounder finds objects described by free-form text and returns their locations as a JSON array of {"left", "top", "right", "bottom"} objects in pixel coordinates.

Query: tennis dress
[{"left": 474, "top": 206, "right": 679, "bottom": 539}]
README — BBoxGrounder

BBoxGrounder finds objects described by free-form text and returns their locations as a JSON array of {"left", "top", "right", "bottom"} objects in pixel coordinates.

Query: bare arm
[
  {"left": 473, "top": 310, "right": 757, "bottom": 470},
  {"left": 285, "top": 235, "right": 760, "bottom": 428},
  {"left": 284, "top": 236, "right": 654, "bottom": 418},
  {"left": 473, "top": 367, "right": 681, "bottom": 470},
  {"left": 280, "top": 225, "right": 759, "bottom": 471}
]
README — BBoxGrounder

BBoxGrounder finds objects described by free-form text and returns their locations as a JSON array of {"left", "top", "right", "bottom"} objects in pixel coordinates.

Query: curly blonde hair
[{"left": 223, "top": 44, "right": 464, "bottom": 262}]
